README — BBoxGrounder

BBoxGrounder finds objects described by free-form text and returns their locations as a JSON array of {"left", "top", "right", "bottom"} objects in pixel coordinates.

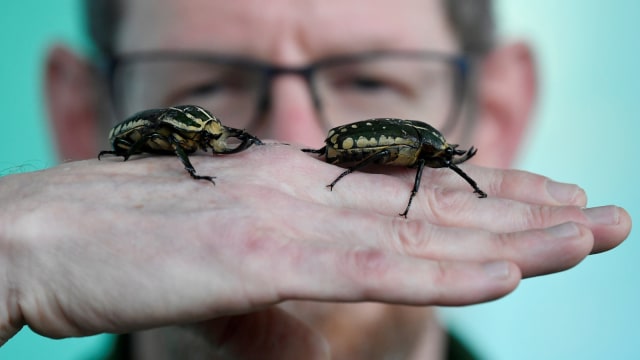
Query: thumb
[{"left": 196, "top": 307, "right": 330, "bottom": 360}]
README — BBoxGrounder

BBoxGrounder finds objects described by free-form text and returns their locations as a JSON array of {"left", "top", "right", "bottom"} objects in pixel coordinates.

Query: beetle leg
[
  {"left": 327, "top": 149, "right": 391, "bottom": 191},
  {"left": 447, "top": 163, "right": 487, "bottom": 198},
  {"left": 98, "top": 137, "right": 148, "bottom": 161},
  {"left": 301, "top": 146, "right": 326, "bottom": 154},
  {"left": 98, "top": 150, "right": 117, "bottom": 160},
  {"left": 169, "top": 136, "right": 216, "bottom": 185},
  {"left": 400, "top": 159, "right": 427, "bottom": 218}
]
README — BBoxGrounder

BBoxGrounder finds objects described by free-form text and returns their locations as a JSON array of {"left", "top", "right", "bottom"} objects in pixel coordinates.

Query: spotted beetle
[
  {"left": 98, "top": 105, "right": 262, "bottom": 184},
  {"left": 303, "top": 118, "right": 486, "bottom": 217}
]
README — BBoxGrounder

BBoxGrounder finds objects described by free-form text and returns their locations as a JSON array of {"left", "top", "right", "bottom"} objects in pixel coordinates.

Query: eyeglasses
[{"left": 104, "top": 50, "right": 470, "bottom": 135}]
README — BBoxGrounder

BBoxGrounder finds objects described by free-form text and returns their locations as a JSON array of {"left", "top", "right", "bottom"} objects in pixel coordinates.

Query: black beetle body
[
  {"left": 98, "top": 105, "right": 262, "bottom": 183},
  {"left": 303, "top": 118, "right": 486, "bottom": 217}
]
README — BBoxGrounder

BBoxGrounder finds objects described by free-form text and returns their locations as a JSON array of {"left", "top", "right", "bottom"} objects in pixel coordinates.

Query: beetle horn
[
  {"left": 215, "top": 126, "right": 263, "bottom": 154},
  {"left": 451, "top": 146, "right": 477, "bottom": 164}
]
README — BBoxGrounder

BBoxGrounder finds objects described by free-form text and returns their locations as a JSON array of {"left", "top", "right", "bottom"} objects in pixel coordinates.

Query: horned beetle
[
  {"left": 303, "top": 118, "right": 486, "bottom": 217},
  {"left": 98, "top": 105, "right": 262, "bottom": 184}
]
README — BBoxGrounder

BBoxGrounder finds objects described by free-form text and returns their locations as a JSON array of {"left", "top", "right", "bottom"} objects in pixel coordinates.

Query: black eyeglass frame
[{"left": 101, "top": 50, "right": 471, "bottom": 135}]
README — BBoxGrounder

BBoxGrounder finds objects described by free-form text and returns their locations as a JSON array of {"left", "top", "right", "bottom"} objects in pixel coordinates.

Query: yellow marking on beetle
[
  {"left": 351, "top": 124, "right": 358, "bottom": 129},
  {"left": 340, "top": 127, "right": 348, "bottom": 133},
  {"left": 203, "top": 121, "right": 225, "bottom": 135},
  {"left": 395, "top": 137, "right": 407, "bottom": 144},
  {"left": 355, "top": 136, "right": 379, "bottom": 148},
  {"left": 328, "top": 129, "right": 335, "bottom": 137},
  {"left": 326, "top": 146, "right": 338, "bottom": 160},
  {"left": 164, "top": 117, "right": 206, "bottom": 131},
  {"left": 330, "top": 134, "right": 339, "bottom": 144},
  {"left": 366, "top": 122, "right": 373, "bottom": 126},
  {"left": 120, "top": 119, "right": 153, "bottom": 133},
  {"left": 378, "top": 135, "right": 395, "bottom": 146},
  {"left": 129, "top": 132, "right": 142, "bottom": 142},
  {"left": 194, "top": 107, "right": 214, "bottom": 120},
  {"left": 342, "top": 137, "right": 355, "bottom": 149}
]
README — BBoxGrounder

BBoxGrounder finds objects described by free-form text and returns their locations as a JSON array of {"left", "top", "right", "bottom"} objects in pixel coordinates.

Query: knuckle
[
  {"left": 485, "top": 168, "right": 506, "bottom": 196},
  {"left": 522, "top": 204, "right": 586, "bottom": 229},
  {"left": 425, "top": 187, "right": 469, "bottom": 225},
  {"left": 341, "top": 247, "right": 392, "bottom": 290},
  {"left": 389, "top": 218, "right": 434, "bottom": 255},
  {"left": 522, "top": 204, "right": 553, "bottom": 228}
]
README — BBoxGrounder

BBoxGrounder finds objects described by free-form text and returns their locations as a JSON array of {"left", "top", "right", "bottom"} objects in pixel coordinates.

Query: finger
[
  {"left": 312, "top": 209, "right": 594, "bottom": 278},
  {"left": 428, "top": 165, "right": 588, "bottom": 206},
  {"left": 402, "top": 189, "right": 628, "bottom": 255},
  {"left": 408, "top": 187, "right": 590, "bottom": 232},
  {"left": 380, "top": 219, "right": 594, "bottom": 278},
  {"left": 301, "top": 165, "right": 586, "bottom": 221},
  {"left": 272, "top": 240, "right": 521, "bottom": 306},
  {"left": 194, "top": 308, "right": 330, "bottom": 360},
  {"left": 210, "top": 193, "right": 520, "bottom": 307},
  {"left": 582, "top": 206, "right": 632, "bottom": 253},
  {"left": 293, "top": 145, "right": 586, "bottom": 211}
]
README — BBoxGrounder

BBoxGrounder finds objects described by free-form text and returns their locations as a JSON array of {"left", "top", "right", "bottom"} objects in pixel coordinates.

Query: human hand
[{"left": 0, "top": 144, "right": 630, "bottom": 358}]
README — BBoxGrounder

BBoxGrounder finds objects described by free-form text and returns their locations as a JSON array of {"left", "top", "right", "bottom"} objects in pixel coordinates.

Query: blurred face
[
  {"left": 115, "top": 0, "right": 461, "bottom": 147},
  {"left": 117, "top": 0, "right": 457, "bottom": 357}
]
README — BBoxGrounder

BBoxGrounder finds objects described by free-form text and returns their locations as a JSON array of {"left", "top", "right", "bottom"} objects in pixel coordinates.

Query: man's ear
[
  {"left": 471, "top": 42, "right": 537, "bottom": 168},
  {"left": 45, "top": 45, "right": 102, "bottom": 161}
]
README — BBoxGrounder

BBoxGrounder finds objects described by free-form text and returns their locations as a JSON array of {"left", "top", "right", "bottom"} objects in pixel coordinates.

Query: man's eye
[
  {"left": 180, "top": 72, "right": 257, "bottom": 98},
  {"left": 184, "top": 82, "right": 223, "bottom": 97},
  {"left": 182, "top": 82, "right": 222, "bottom": 96},
  {"left": 343, "top": 77, "right": 392, "bottom": 91}
]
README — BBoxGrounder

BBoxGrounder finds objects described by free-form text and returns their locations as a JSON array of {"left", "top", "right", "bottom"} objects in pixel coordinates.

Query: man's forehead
[{"left": 118, "top": 0, "right": 457, "bottom": 61}]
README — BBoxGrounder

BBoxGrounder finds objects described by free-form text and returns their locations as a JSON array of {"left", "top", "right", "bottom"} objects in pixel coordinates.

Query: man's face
[
  {"left": 112, "top": 0, "right": 459, "bottom": 357},
  {"left": 116, "top": 0, "right": 460, "bottom": 146}
]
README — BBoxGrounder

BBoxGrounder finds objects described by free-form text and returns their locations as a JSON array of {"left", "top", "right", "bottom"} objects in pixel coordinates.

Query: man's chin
[{"left": 279, "top": 301, "right": 439, "bottom": 360}]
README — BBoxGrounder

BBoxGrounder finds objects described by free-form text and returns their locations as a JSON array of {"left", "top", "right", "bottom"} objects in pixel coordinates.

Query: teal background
[
  {"left": 1, "top": 1, "right": 638, "bottom": 359},
  {"left": 439, "top": 2, "right": 640, "bottom": 360}
]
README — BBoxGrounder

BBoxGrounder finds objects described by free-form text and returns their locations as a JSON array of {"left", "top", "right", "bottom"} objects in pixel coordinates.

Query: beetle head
[
  {"left": 205, "top": 125, "right": 263, "bottom": 154},
  {"left": 200, "top": 120, "right": 229, "bottom": 153}
]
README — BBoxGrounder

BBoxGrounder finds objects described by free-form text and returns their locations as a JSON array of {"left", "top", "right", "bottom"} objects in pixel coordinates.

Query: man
[{"left": 0, "top": 0, "right": 631, "bottom": 359}]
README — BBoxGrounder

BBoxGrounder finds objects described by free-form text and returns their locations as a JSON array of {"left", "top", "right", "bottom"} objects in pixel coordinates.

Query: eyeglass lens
[{"left": 111, "top": 53, "right": 463, "bottom": 133}]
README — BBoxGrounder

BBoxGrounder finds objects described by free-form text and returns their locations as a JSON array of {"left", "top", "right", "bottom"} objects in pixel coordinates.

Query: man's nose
[{"left": 259, "top": 75, "right": 326, "bottom": 147}]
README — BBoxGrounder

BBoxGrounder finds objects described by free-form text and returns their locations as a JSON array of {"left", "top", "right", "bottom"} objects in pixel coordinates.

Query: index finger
[{"left": 446, "top": 165, "right": 588, "bottom": 206}]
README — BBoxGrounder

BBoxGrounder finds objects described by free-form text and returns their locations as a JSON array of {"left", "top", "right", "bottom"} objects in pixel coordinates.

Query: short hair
[{"left": 85, "top": 0, "right": 495, "bottom": 58}]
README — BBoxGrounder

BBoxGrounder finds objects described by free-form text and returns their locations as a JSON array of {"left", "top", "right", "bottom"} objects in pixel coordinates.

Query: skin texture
[{"left": 0, "top": 0, "right": 631, "bottom": 359}]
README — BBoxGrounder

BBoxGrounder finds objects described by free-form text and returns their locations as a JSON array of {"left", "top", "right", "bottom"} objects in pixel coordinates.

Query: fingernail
[
  {"left": 546, "top": 222, "right": 580, "bottom": 238},
  {"left": 546, "top": 180, "right": 586, "bottom": 205},
  {"left": 483, "top": 260, "right": 511, "bottom": 279},
  {"left": 583, "top": 206, "right": 620, "bottom": 225}
]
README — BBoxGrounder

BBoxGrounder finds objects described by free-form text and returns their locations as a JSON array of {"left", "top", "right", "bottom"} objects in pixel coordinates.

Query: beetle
[
  {"left": 302, "top": 118, "right": 486, "bottom": 217},
  {"left": 98, "top": 105, "right": 263, "bottom": 184}
]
